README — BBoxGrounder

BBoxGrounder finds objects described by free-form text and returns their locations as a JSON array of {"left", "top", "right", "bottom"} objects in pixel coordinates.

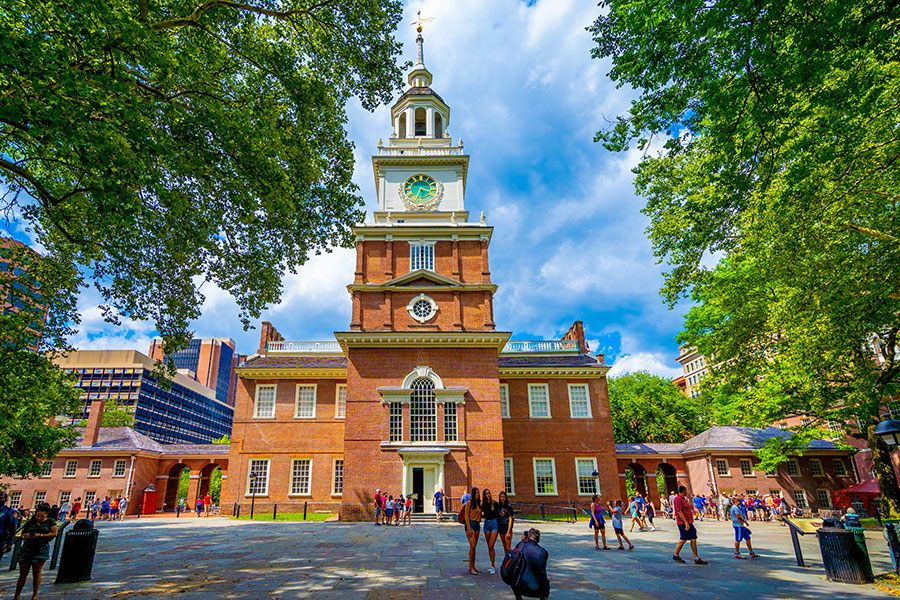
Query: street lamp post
[
  {"left": 873, "top": 415, "right": 900, "bottom": 574},
  {"left": 249, "top": 473, "right": 258, "bottom": 520}
]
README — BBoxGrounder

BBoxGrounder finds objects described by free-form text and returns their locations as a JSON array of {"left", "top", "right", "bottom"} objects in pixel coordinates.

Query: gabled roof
[
  {"left": 68, "top": 427, "right": 228, "bottom": 455},
  {"left": 615, "top": 443, "right": 685, "bottom": 455},
  {"left": 681, "top": 426, "right": 843, "bottom": 453}
]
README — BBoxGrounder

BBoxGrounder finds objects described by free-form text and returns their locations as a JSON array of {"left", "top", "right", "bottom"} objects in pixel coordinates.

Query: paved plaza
[{"left": 0, "top": 516, "right": 894, "bottom": 599}]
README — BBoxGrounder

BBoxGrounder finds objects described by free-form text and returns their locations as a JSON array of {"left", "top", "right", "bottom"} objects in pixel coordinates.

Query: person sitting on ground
[{"left": 510, "top": 528, "right": 550, "bottom": 600}]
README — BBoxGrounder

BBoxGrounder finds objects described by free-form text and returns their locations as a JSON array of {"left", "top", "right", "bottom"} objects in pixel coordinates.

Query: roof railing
[
  {"left": 502, "top": 340, "right": 579, "bottom": 353},
  {"left": 266, "top": 341, "right": 342, "bottom": 354}
]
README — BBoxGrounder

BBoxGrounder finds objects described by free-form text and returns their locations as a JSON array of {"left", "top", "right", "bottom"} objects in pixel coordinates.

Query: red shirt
[
  {"left": 674, "top": 494, "right": 694, "bottom": 525},
  {"left": 203, "top": 495, "right": 211, "bottom": 505}
]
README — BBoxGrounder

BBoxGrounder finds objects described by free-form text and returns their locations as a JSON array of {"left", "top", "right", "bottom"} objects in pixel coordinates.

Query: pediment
[{"left": 381, "top": 269, "right": 461, "bottom": 287}]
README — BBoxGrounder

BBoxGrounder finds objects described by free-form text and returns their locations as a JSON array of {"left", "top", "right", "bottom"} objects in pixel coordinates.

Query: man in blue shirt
[
  {"left": 0, "top": 492, "right": 16, "bottom": 565},
  {"left": 730, "top": 496, "right": 760, "bottom": 559}
]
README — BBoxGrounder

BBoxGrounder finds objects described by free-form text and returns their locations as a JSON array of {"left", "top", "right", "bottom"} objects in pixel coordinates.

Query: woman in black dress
[
  {"left": 497, "top": 491, "right": 516, "bottom": 555},
  {"left": 14, "top": 503, "right": 57, "bottom": 600}
]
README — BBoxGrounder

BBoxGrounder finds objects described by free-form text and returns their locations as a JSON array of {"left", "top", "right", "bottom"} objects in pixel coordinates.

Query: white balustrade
[
  {"left": 502, "top": 340, "right": 579, "bottom": 353},
  {"left": 378, "top": 147, "right": 462, "bottom": 156},
  {"left": 266, "top": 341, "right": 342, "bottom": 353}
]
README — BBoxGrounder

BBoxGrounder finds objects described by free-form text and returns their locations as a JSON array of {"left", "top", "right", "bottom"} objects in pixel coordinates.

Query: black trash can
[
  {"left": 817, "top": 526, "right": 873, "bottom": 584},
  {"left": 54, "top": 522, "right": 99, "bottom": 584}
]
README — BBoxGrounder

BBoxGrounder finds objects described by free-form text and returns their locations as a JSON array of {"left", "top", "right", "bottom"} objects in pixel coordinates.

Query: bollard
[
  {"left": 8, "top": 537, "right": 21, "bottom": 571},
  {"left": 303, "top": 502, "right": 308, "bottom": 521},
  {"left": 541, "top": 504, "right": 546, "bottom": 520},
  {"left": 236, "top": 504, "right": 241, "bottom": 519},
  {"left": 273, "top": 504, "right": 277, "bottom": 521}
]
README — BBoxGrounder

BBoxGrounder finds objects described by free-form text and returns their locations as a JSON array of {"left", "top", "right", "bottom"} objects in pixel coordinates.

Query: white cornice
[
  {"left": 347, "top": 283, "right": 498, "bottom": 294},
  {"left": 237, "top": 368, "right": 347, "bottom": 380},
  {"left": 353, "top": 224, "right": 492, "bottom": 242},
  {"left": 334, "top": 331, "right": 511, "bottom": 352},
  {"left": 498, "top": 366, "right": 611, "bottom": 378}
]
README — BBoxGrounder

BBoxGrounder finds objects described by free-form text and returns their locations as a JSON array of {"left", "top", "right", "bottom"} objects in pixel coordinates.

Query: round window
[{"left": 412, "top": 299, "right": 434, "bottom": 320}]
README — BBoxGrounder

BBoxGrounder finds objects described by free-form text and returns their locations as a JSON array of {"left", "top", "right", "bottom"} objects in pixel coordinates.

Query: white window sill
[
  {"left": 535, "top": 493, "right": 558, "bottom": 497},
  {"left": 528, "top": 415, "right": 552, "bottom": 419},
  {"left": 252, "top": 415, "right": 276, "bottom": 420},
  {"left": 742, "top": 475, "right": 757, "bottom": 478},
  {"left": 294, "top": 416, "right": 316, "bottom": 420},
  {"left": 244, "top": 494, "right": 269, "bottom": 498},
  {"left": 718, "top": 474, "right": 732, "bottom": 478},
  {"left": 331, "top": 493, "right": 343, "bottom": 498},
  {"left": 287, "top": 493, "right": 312, "bottom": 498},
  {"left": 87, "top": 475, "right": 101, "bottom": 478}
]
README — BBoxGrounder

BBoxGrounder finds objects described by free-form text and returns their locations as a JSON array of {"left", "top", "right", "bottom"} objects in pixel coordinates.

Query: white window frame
[
  {"left": 246, "top": 459, "right": 270, "bottom": 496},
  {"left": 533, "top": 457, "right": 558, "bottom": 496},
  {"left": 793, "top": 489, "right": 808, "bottom": 509},
  {"left": 332, "top": 458, "right": 344, "bottom": 496},
  {"left": 59, "top": 491, "right": 71, "bottom": 505},
  {"left": 816, "top": 489, "right": 833, "bottom": 508},
  {"left": 33, "top": 491, "right": 47, "bottom": 506},
  {"left": 504, "top": 457, "right": 515, "bottom": 496},
  {"left": 335, "top": 384, "right": 347, "bottom": 419},
  {"left": 575, "top": 457, "right": 599, "bottom": 496},
  {"left": 527, "top": 384, "right": 551, "bottom": 419},
  {"left": 809, "top": 458, "right": 824, "bottom": 477},
  {"left": 739, "top": 459, "right": 754, "bottom": 477},
  {"left": 567, "top": 384, "right": 592, "bottom": 419},
  {"left": 716, "top": 459, "right": 731, "bottom": 477},
  {"left": 113, "top": 459, "right": 127, "bottom": 478},
  {"left": 833, "top": 459, "right": 848, "bottom": 477},
  {"left": 443, "top": 402, "right": 458, "bottom": 442},
  {"left": 769, "top": 489, "right": 782, "bottom": 498},
  {"left": 289, "top": 458, "right": 313, "bottom": 496},
  {"left": 40, "top": 461, "right": 52, "bottom": 478},
  {"left": 253, "top": 384, "right": 277, "bottom": 419},
  {"left": 84, "top": 490, "right": 96, "bottom": 507},
  {"left": 409, "top": 241, "right": 436, "bottom": 272},
  {"left": 499, "top": 384, "right": 510, "bottom": 418},
  {"left": 294, "top": 384, "right": 317, "bottom": 419},
  {"left": 64, "top": 460, "right": 77, "bottom": 478},
  {"left": 88, "top": 459, "right": 102, "bottom": 477},
  {"left": 787, "top": 459, "right": 800, "bottom": 477},
  {"left": 8, "top": 491, "right": 21, "bottom": 509},
  {"left": 389, "top": 402, "right": 403, "bottom": 442}
]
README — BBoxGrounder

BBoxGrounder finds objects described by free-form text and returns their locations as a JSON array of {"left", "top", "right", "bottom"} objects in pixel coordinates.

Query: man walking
[
  {"left": 433, "top": 488, "right": 444, "bottom": 522},
  {"left": 510, "top": 528, "right": 550, "bottom": 600},
  {"left": 673, "top": 486, "right": 707, "bottom": 565},
  {"left": 730, "top": 497, "right": 760, "bottom": 559},
  {"left": 374, "top": 489, "right": 383, "bottom": 526},
  {"left": 0, "top": 492, "right": 15, "bottom": 566}
]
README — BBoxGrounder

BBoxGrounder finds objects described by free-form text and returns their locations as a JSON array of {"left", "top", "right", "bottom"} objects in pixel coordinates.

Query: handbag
[{"left": 458, "top": 505, "right": 466, "bottom": 524}]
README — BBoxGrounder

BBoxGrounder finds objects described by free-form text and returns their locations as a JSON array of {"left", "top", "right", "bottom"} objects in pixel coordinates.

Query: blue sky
[{"left": 5, "top": 0, "right": 691, "bottom": 378}]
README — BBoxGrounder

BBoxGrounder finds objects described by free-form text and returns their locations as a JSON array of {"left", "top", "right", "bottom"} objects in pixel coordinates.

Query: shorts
[
  {"left": 592, "top": 520, "right": 606, "bottom": 530},
  {"left": 678, "top": 523, "right": 698, "bottom": 541},
  {"left": 613, "top": 527, "right": 624, "bottom": 535},
  {"left": 466, "top": 520, "right": 480, "bottom": 533},
  {"left": 483, "top": 518, "right": 498, "bottom": 533},
  {"left": 385, "top": 509, "right": 393, "bottom": 517},
  {"left": 734, "top": 526, "right": 751, "bottom": 541},
  {"left": 375, "top": 507, "right": 382, "bottom": 516},
  {"left": 498, "top": 519, "right": 510, "bottom": 535},
  {"left": 436, "top": 503, "right": 443, "bottom": 512}
]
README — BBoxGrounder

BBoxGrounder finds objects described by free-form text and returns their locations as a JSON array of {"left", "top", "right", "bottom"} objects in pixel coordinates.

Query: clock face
[{"left": 404, "top": 174, "right": 438, "bottom": 203}]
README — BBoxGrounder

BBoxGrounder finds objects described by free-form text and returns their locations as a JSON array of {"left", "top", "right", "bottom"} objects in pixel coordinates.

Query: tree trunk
[{"left": 869, "top": 428, "right": 900, "bottom": 518}]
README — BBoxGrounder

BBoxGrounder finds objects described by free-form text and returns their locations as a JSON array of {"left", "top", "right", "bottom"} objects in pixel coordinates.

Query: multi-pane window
[
  {"left": 568, "top": 384, "right": 591, "bottom": 418},
  {"left": 746, "top": 489, "right": 757, "bottom": 496},
  {"left": 809, "top": 459, "right": 824, "bottom": 477},
  {"left": 533, "top": 458, "right": 557, "bottom": 495},
  {"left": 254, "top": 385, "right": 276, "bottom": 418},
  {"left": 247, "top": 459, "right": 269, "bottom": 495},
  {"left": 389, "top": 403, "right": 403, "bottom": 442},
  {"left": 793, "top": 489, "right": 808, "bottom": 509},
  {"left": 740, "top": 459, "right": 754, "bottom": 477},
  {"left": 827, "top": 420, "right": 842, "bottom": 434},
  {"left": 787, "top": 459, "right": 800, "bottom": 477},
  {"left": 801, "top": 417, "right": 814, "bottom": 427},
  {"left": 59, "top": 491, "right": 71, "bottom": 505},
  {"left": 84, "top": 490, "right": 96, "bottom": 506},
  {"left": 504, "top": 458, "right": 515, "bottom": 495},
  {"left": 443, "top": 402, "right": 458, "bottom": 442},
  {"left": 8, "top": 491, "right": 21, "bottom": 509},
  {"left": 295, "top": 384, "right": 317, "bottom": 418},
  {"left": 409, "top": 242, "right": 435, "bottom": 271},
  {"left": 64, "top": 460, "right": 77, "bottom": 477},
  {"left": 332, "top": 459, "right": 344, "bottom": 495},
  {"left": 716, "top": 459, "right": 730, "bottom": 476},
  {"left": 40, "top": 461, "right": 52, "bottom": 477},
  {"left": 34, "top": 491, "right": 47, "bottom": 506},
  {"left": 335, "top": 385, "right": 347, "bottom": 419},
  {"left": 290, "top": 459, "right": 312, "bottom": 495},
  {"left": 528, "top": 384, "right": 550, "bottom": 419},
  {"left": 499, "top": 384, "right": 510, "bottom": 418},
  {"left": 113, "top": 459, "right": 127, "bottom": 477},
  {"left": 410, "top": 378, "right": 437, "bottom": 442},
  {"left": 816, "top": 489, "right": 833, "bottom": 508},
  {"left": 88, "top": 460, "right": 102, "bottom": 477},
  {"left": 575, "top": 458, "right": 599, "bottom": 495},
  {"left": 833, "top": 459, "right": 848, "bottom": 477},
  {"left": 769, "top": 489, "right": 782, "bottom": 498}
]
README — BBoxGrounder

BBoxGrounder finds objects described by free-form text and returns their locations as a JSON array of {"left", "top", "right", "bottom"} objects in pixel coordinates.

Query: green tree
[
  {"left": 177, "top": 468, "right": 190, "bottom": 502},
  {"left": 608, "top": 371, "right": 707, "bottom": 444},
  {"left": 211, "top": 434, "right": 231, "bottom": 444},
  {"left": 209, "top": 466, "right": 223, "bottom": 503},
  {"left": 75, "top": 399, "right": 135, "bottom": 428},
  {"left": 0, "top": 0, "right": 406, "bottom": 357},
  {"left": 590, "top": 1, "right": 900, "bottom": 512}
]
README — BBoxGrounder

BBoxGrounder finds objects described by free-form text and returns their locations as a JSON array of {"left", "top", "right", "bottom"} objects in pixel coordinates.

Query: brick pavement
[{"left": 0, "top": 516, "right": 893, "bottom": 599}]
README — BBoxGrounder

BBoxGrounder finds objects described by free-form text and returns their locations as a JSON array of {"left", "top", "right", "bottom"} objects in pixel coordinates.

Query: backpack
[
  {"left": 500, "top": 546, "right": 524, "bottom": 586},
  {"left": 457, "top": 506, "right": 466, "bottom": 524}
]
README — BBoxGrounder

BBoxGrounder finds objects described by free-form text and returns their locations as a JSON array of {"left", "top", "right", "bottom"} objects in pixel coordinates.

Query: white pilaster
[
  {"left": 406, "top": 107, "right": 415, "bottom": 138},
  {"left": 426, "top": 107, "right": 434, "bottom": 137}
]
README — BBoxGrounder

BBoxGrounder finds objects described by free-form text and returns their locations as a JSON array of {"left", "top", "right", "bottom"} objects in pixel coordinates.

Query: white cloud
[{"left": 608, "top": 352, "right": 682, "bottom": 379}]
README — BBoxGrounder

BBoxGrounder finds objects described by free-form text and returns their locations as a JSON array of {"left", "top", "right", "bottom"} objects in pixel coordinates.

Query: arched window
[
  {"left": 414, "top": 108, "right": 427, "bottom": 136},
  {"left": 410, "top": 377, "right": 436, "bottom": 441},
  {"left": 398, "top": 113, "right": 407, "bottom": 138},
  {"left": 434, "top": 113, "right": 443, "bottom": 139}
]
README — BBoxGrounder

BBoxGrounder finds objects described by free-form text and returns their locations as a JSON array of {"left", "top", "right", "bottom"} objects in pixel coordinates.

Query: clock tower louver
[{"left": 336, "top": 31, "right": 509, "bottom": 519}]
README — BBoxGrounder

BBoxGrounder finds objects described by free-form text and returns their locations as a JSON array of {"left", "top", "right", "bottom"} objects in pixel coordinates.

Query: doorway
[{"left": 413, "top": 468, "right": 424, "bottom": 512}]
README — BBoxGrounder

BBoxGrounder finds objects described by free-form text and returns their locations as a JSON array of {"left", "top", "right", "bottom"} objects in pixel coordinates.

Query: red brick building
[{"left": 221, "top": 35, "right": 619, "bottom": 520}]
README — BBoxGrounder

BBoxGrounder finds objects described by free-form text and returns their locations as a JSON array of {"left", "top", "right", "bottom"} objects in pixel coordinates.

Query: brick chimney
[
  {"left": 258, "top": 321, "right": 284, "bottom": 354},
  {"left": 83, "top": 399, "right": 105, "bottom": 447},
  {"left": 562, "top": 320, "right": 587, "bottom": 354}
]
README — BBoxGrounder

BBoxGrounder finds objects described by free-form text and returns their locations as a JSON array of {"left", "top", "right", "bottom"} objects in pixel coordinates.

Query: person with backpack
[
  {"left": 506, "top": 528, "right": 550, "bottom": 600},
  {"left": 463, "top": 487, "right": 482, "bottom": 575},
  {"left": 589, "top": 495, "right": 609, "bottom": 550}
]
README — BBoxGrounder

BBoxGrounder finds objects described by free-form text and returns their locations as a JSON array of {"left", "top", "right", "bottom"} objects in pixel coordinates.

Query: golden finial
[{"left": 412, "top": 10, "right": 435, "bottom": 34}]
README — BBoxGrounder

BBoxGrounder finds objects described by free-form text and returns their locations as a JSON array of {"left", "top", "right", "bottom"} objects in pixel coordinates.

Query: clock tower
[{"left": 337, "top": 31, "right": 508, "bottom": 520}]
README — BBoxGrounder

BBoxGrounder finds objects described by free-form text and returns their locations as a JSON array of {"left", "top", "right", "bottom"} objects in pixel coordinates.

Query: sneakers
[
  {"left": 672, "top": 555, "right": 686, "bottom": 563},
  {"left": 749, "top": 553, "right": 761, "bottom": 559},
  {"left": 618, "top": 546, "right": 625, "bottom": 551},
  {"left": 628, "top": 545, "right": 634, "bottom": 551},
  {"left": 734, "top": 553, "right": 746, "bottom": 560},
  {"left": 694, "top": 558, "right": 708, "bottom": 565},
  {"left": 488, "top": 567, "right": 496, "bottom": 574}
]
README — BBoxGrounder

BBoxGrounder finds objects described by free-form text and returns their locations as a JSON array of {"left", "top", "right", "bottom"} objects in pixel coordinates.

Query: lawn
[{"left": 233, "top": 512, "right": 336, "bottom": 522}]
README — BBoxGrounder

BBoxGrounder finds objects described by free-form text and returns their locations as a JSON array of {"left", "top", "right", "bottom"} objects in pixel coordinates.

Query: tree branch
[{"left": 151, "top": 0, "right": 336, "bottom": 31}]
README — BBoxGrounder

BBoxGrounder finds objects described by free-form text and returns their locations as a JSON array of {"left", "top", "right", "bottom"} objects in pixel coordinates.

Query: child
[
  {"left": 385, "top": 495, "right": 394, "bottom": 524},
  {"left": 607, "top": 500, "right": 634, "bottom": 551},
  {"left": 730, "top": 496, "right": 760, "bottom": 559}
]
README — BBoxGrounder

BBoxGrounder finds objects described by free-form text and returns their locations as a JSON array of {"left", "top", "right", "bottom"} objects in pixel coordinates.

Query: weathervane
[{"left": 412, "top": 10, "right": 434, "bottom": 33}]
